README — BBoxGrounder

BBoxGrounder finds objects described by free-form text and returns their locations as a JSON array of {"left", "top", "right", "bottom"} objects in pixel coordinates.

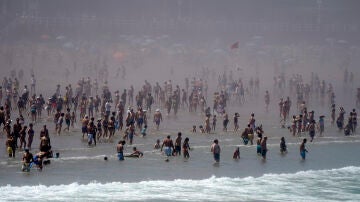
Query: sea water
[
  {"left": 1, "top": 107, "right": 360, "bottom": 201},
  {"left": 1, "top": 166, "right": 360, "bottom": 201}
]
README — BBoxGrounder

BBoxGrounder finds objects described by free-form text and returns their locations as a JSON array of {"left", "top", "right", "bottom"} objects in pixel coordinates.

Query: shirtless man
[
  {"left": 260, "top": 136, "right": 268, "bottom": 160},
  {"left": 223, "top": 111, "right": 229, "bottom": 132},
  {"left": 205, "top": 115, "right": 211, "bottom": 133},
  {"left": 174, "top": 132, "right": 182, "bottom": 156},
  {"left": 13, "top": 118, "right": 22, "bottom": 148},
  {"left": 128, "top": 85, "right": 134, "bottom": 106},
  {"left": 279, "top": 98, "right": 284, "bottom": 118},
  {"left": 117, "top": 140, "right": 125, "bottom": 161},
  {"left": 153, "top": 109, "right": 163, "bottom": 130},
  {"left": 56, "top": 113, "right": 64, "bottom": 135},
  {"left": 39, "top": 128, "right": 51, "bottom": 154},
  {"left": 183, "top": 137, "right": 190, "bottom": 158},
  {"left": 300, "top": 138, "right": 308, "bottom": 160},
  {"left": 22, "top": 149, "right": 34, "bottom": 172},
  {"left": 6, "top": 136, "right": 16, "bottom": 158},
  {"left": 161, "top": 135, "right": 175, "bottom": 157},
  {"left": 264, "top": 91, "right": 270, "bottom": 112},
  {"left": 233, "top": 113, "right": 239, "bottom": 132},
  {"left": 64, "top": 108, "right": 71, "bottom": 132},
  {"left": 81, "top": 115, "right": 89, "bottom": 139},
  {"left": 308, "top": 120, "right": 316, "bottom": 142},
  {"left": 210, "top": 139, "right": 221, "bottom": 163},
  {"left": 27, "top": 123, "right": 35, "bottom": 150},
  {"left": 0, "top": 106, "right": 5, "bottom": 129}
]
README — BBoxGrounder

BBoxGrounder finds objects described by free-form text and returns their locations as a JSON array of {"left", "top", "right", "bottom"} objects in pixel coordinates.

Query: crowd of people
[
  {"left": 0, "top": 33, "right": 359, "bottom": 173},
  {"left": 0, "top": 62, "right": 358, "bottom": 173}
]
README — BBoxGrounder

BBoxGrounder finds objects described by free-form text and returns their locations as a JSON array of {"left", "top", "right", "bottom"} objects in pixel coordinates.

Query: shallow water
[{"left": 1, "top": 104, "right": 360, "bottom": 201}]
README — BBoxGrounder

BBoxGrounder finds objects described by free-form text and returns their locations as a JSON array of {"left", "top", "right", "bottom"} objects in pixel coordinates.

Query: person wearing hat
[{"left": 22, "top": 148, "right": 33, "bottom": 172}]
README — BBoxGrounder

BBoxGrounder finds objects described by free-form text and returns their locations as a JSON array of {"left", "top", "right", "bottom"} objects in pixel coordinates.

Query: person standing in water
[
  {"left": 308, "top": 120, "right": 316, "bottom": 142},
  {"left": 233, "top": 147, "right": 240, "bottom": 159},
  {"left": 117, "top": 140, "right": 125, "bottom": 161},
  {"left": 318, "top": 116, "right": 325, "bottom": 136},
  {"left": 210, "top": 139, "right": 221, "bottom": 163},
  {"left": 153, "top": 109, "right": 163, "bottom": 130},
  {"left": 260, "top": 136, "right": 268, "bottom": 160},
  {"left": 300, "top": 138, "right": 308, "bottom": 160},
  {"left": 212, "top": 115, "right": 217, "bottom": 131},
  {"left": 161, "top": 135, "right": 175, "bottom": 157},
  {"left": 174, "top": 132, "right": 182, "bottom": 156},
  {"left": 22, "top": 149, "right": 33, "bottom": 172},
  {"left": 183, "top": 137, "right": 190, "bottom": 159},
  {"left": 27, "top": 123, "right": 35, "bottom": 150},
  {"left": 154, "top": 139, "right": 161, "bottom": 149},
  {"left": 280, "top": 137, "right": 287, "bottom": 154},
  {"left": 264, "top": 90, "right": 270, "bottom": 112}
]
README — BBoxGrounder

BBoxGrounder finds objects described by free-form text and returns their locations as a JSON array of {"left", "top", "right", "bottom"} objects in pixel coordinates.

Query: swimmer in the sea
[{"left": 126, "top": 147, "right": 143, "bottom": 158}]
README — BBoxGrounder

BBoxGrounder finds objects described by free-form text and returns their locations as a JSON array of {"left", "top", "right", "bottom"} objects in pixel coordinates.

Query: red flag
[{"left": 230, "top": 41, "right": 239, "bottom": 50}]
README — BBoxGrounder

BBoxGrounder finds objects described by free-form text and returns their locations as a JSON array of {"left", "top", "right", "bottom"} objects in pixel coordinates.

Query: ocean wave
[{"left": 1, "top": 166, "right": 360, "bottom": 202}]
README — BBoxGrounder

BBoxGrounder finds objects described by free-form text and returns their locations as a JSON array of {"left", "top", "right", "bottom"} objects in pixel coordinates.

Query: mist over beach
[{"left": 1, "top": 1, "right": 360, "bottom": 201}]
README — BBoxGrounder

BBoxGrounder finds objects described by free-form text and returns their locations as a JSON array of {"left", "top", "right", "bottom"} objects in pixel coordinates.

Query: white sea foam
[{"left": 1, "top": 166, "right": 360, "bottom": 202}]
